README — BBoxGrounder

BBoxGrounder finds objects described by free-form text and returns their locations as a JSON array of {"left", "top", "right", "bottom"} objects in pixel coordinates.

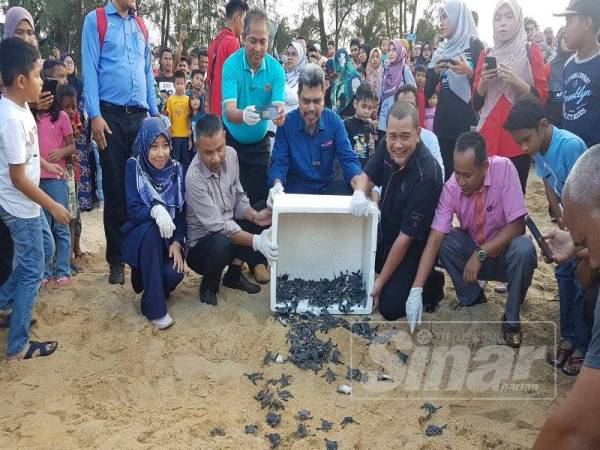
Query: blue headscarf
[{"left": 131, "top": 117, "right": 185, "bottom": 219}]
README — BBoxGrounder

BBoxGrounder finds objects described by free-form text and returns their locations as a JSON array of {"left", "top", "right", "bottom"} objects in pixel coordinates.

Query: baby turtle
[
  {"left": 337, "top": 384, "right": 352, "bottom": 395},
  {"left": 377, "top": 369, "right": 393, "bottom": 382},
  {"left": 294, "top": 423, "right": 311, "bottom": 439},
  {"left": 270, "top": 398, "right": 285, "bottom": 411},
  {"left": 322, "top": 367, "right": 336, "bottom": 384},
  {"left": 421, "top": 402, "right": 442, "bottom": 418},
  {"left": 266, "top": 432, "right": 282, "bottom": 448},
  {"left": 425, "top": 424, "right": 447, "bottom": 437},
  {"left": 325, "top": 438, "right": 339, "bottom": 450},
  {"left": 331, "top": 349, "right": 343, "bottom": 365},
  {"left": 346, "top": 367, "right": 368, "bottom": 383},
  {"left": 279, "top": 373, "right": 293, "bottom": 387},
  {"left": 244, "top": 424, "right": 259, "bottom": 435},
  {"left": 397, "top": 350, "right": 409, "bottom": 364},
  {"left": 263, "top": 350, "right": 275, "bottom": 366},
  {"left": 340, "top": 416, "right": 360, "bottom": 428},
  {"left": 317, "top": 419, "right": 333, "bottom": 432},
  {"left": 244, "top": 372, "right": 264, "bottom": 385},
  {"left": 295, "top": 409, "right": 313, "bottom": 421},
  {"left": 210, "top": 427, "right": 225, "bottom": 436},
  {"left": 278, "top": 390, "right": 293, "bottom": 401},
  {"left": 266, "top": 411, "right": 281, "bottom": 428},
  {"left": 255, "top": 388, "right": 275, "bottom": 409}
]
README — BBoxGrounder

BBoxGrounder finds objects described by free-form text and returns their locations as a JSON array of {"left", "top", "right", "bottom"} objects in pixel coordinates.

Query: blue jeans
[
  {"left": 556, "top": 259, "right": 589, "bottom": 353},
  {"left": 171, "top": 137, "right": 194, "bottom": 173},
  {"left": 92, "top": 141, "right": 104, "bottom": 203},
  {"left": 40, "top": 179, "right": 71, "bottom": 278},
  {"left": 0, "top": 206, "right": 54, "bottom": 356}
]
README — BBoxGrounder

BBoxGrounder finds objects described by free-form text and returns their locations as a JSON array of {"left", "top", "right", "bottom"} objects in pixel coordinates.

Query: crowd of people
[{"left": 1, "top": 0, "right": 600, "bottom": 442}]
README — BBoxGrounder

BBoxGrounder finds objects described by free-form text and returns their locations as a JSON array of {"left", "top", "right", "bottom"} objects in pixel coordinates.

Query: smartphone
[
  {"left": 524, "top": 215, "right": 554, "bottom": 261},
  {"left": 42, "top": 77, "right": 59, "bottom": 95},
  {"left": 255, "top": 106, "right": 279, "bottom": 120},
  {"left": 485, "top": 56, "right": 497, "bottom": 70}
]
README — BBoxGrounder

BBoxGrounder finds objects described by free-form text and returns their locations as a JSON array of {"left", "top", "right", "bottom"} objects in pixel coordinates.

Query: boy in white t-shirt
[{"left": 0, "top": 38, "right": 70, "bottom": 361}]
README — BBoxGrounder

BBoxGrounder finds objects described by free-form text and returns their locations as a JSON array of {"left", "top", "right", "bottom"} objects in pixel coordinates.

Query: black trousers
[
  {"left": 509, "top": 154, "right": 531, "bottom": 194},
  {"left": 438, "top": 137, "right": 457, "bottom": 182},
  {"left": 99, "top": 104, "right": 147, "bottom": 264},
  {"left": 0, "top": 219, "right": 12, "bottom": 286},
  {"left": 375, "top": 240, "right": 427, "bottom": 321},
  {"left": 186, "top": 220, "right": 267, "bottom": 293},
  {"left": 225, "top": 132, "right": 270, "bottom": 206}
]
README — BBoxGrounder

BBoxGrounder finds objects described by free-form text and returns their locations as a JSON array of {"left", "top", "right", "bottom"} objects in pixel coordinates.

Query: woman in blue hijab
[{"left": 121, "top": 118, "right": 186, "bottom": 330}]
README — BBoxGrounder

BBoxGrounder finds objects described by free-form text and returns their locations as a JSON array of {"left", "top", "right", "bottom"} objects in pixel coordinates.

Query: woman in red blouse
[{"left": 473, "top": 0, "right": 548, "bottom": 193}]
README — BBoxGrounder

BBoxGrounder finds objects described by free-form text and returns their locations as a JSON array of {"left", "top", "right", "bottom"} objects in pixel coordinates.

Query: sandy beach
[{"left": 0, "top": 169, "right": 574, "bottom": 449}]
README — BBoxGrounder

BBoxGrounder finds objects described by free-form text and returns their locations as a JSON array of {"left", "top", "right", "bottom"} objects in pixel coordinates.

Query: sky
[
  {"left": 0, "top": 0, "right": 569, "bottom": 45},
  {"left": 278, "top": 0, "right": 570, "bottom": 45}
]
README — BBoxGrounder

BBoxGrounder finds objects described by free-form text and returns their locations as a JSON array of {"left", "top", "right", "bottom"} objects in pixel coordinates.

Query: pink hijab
[
  {"left": 4, "top": 6, "right": 35, "bottom": 38},
  {"left": 382, "top": 39, "right": 407, "bottom": 102},
  {"left": 366, "top": 47, "right": 383, "bottom": 95},
  {"left": 477, "top": 0, "right": 533, "bottom": 129}
]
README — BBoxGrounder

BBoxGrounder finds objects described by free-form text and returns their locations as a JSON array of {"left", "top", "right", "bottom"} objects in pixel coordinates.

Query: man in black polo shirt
[{"left": 355, "top": 102, "right": 444, "bottom": 321}]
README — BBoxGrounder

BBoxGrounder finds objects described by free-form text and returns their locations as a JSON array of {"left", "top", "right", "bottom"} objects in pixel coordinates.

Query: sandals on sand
[
  {"left": 546, "top": 340, "right": 574, "bottom": 368},
  {"left": 8, "top": 340, "right": 58, "bottom": 360},
  {"left": 562, "top": 350, "right": 585, "bottom": 377}
]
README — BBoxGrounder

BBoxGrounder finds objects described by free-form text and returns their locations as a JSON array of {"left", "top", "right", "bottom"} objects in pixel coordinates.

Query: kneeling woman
[{"left": 122, "top": 118, "right": 186, "bottom": 330}]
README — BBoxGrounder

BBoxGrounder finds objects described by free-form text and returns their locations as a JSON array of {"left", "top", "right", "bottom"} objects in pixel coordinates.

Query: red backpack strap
[
  {"left": 96, "top": 7, "right": 108, "bottom": 49},
  {"left": 134, "top": 16, "right": 149, "bottom": 44}
]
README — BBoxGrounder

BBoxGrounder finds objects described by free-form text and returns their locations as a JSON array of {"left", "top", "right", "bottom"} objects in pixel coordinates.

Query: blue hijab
[{"left": 131, "top": 117, "right": 184, "bottom": 219}]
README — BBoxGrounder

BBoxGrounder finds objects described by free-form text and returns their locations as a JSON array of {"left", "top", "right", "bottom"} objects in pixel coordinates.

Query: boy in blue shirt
[
  {"left": 506, "top": 94, "right": 589, "bottom": 376},
  {"left": 0, "top": 38, "right": 70, "bottom": 360}
]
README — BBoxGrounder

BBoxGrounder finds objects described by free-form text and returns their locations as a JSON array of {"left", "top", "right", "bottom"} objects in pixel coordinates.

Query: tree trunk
[
  {"left": 317, "top": 0, "right": 327, "bottom": 53},
  {"left": 160, "top": 0, "right": 167, "bottom": 48},
  {"left": 410, "top": 0, "right": 419, "bottom": 34}
]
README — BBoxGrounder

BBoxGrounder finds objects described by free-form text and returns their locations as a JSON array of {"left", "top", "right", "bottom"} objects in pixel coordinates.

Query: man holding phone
[{"left": 221, "top": 9, "right": 285, "bottom": 207}]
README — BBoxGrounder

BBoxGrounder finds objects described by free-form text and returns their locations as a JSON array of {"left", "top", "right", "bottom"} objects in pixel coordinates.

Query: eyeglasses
[{"left": 300, "top": 96, "right": 324, "bottom": 105}]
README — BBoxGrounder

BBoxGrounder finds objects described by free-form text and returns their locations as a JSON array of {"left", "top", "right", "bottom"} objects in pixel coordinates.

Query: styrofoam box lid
[{"left": 270, "top": 194, "right": 378, "bottom": 315}]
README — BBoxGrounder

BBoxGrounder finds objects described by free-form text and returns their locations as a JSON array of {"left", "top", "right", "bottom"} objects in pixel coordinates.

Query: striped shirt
[{"left": 185, "top": 146, "right": 250, "bottom": 250}]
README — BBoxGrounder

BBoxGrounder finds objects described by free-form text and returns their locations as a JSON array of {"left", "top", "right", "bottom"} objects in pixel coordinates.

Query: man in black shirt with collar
[{"left": 355, "top": 102, "right": 444, "bottom": 321}]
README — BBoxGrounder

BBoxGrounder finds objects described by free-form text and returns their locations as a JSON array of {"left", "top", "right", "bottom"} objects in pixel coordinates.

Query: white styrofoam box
[{"left": 270, "top": 194, "right": 379, "bottom": 315}]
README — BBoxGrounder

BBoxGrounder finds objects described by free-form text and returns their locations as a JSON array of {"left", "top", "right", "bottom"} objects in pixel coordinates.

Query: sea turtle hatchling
[
  {"left": 294, "top": 423, "right": 311, "bottom": 439},
  {"left": 278, "top": 390, "right": 293, "bottom": 401},
  {"left": 210, "top": 427, "right": 225, "bottom": 436},
  {"left": 325, "top": 438, "right": 339, "bottom": 450},
  {"left": 244, "top": 424, "right": 259, "bottom": 435},
  {"left": 397, "top": 350, "right": 409, "bottom": 364},
  {"left": 425, "top": 424, "right": 447, "bottom": 437},
  {"left": 266, "top": 433, "right": 282, "bottom": 448},
  {"left": 279, "top": 373, "right": 293, "bottom": 387},
  {"left": 295, "top": 409, "right": 313, "bottom": 421},
  {"left": 266, "top": 412, "right": 281, "bottom": 428},
  {"left": 322, "top": 368, "right": 336, "bottom": 384},
  {"left": 244, "top": 372, "right": 264, "bottom": 385},
  {"left": 421, "top": 402, "right": 442, "bottom": 418},
  {"left": 340, "top": 416, "right": 360, "bottom": 428},
  {"left": 331, "top": 349, "right": 343, "bottom": 365},
  {"left": 317, "top": 419, "right": 333, "bottom": 432}
]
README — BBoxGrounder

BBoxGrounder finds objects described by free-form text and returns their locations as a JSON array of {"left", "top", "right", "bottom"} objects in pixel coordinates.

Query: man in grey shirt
[
  {"left": 185, "top": 114, "right": 277, "bottom": 306},
  {"left": 535, "top": 144, "right": 600, "bottom": 448}
]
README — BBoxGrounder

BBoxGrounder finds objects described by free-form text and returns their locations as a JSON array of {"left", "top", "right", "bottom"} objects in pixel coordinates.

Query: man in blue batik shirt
[
  {"left": 82, "top": 0, "right": 158, "bottom": 285},
  {"left": 267, "top": 64, "right": 366, "bottom": 209}
]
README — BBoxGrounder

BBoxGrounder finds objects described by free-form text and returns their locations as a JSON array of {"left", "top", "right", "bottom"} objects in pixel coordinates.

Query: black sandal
[{"left": 23, "top": 341, "right": 58, "bottom": 359}]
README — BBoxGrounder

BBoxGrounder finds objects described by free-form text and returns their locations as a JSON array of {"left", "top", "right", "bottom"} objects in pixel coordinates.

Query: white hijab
[
  {"left": 477, "top": 0, "right": 534, "bottom": 130},
  {"left": 429, "top": 0, "right": 479, "bottom": 104},
  {"left": 285, "top": 42, "right": 307, "bottom": 89}
]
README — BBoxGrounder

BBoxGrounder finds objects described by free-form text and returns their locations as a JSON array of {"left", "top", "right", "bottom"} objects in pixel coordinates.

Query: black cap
[{"left": 554, "top": 0, "right": 600, "bottom": 22}]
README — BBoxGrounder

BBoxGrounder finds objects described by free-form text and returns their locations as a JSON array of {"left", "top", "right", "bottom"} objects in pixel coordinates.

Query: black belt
[{"left": 100, "top": 101, "right": 147, "bottom": 114}]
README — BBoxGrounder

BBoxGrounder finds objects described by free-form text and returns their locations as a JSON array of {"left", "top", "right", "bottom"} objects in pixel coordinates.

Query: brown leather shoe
[
  {"left": 501, "top": 315, "right": 522, "bottom": 348},
  {"left": 253, "top": 264, "right": 270, "bottom": 284}
]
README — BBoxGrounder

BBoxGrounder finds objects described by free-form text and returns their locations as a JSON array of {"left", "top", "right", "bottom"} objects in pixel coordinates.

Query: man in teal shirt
[{"left": 221, "top": 9, "right": 285, "bottom": 206}]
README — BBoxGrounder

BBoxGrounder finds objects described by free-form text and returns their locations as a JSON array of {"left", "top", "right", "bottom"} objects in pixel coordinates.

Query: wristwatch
[{"left": 476, "top": 247, "right": 487, "bottom": 263}]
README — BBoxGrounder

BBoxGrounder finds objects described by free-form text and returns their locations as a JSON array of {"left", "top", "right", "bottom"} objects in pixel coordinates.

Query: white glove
[
  {"left": 242, "top": 105, "right": 261, "bottom": 126},
  {"left": 252, "top": 228, "right": 279, "bottom": 262},
  {"left": 150, "top": 205, "right": 176, "bottom": 239},
  {"left": 350, "top": 190, "right": 370, "bottom": 217},
  {"left": 267, "top": 181, "right": 285, "bottom": 208},
  {"left": 406, "top": 287, "right": 423, "bottom": 333}
]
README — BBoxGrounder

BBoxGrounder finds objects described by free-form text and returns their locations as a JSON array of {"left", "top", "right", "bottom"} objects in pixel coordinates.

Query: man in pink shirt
[{"left": 409, "top": 131, "right": 537, "bottom": 348}]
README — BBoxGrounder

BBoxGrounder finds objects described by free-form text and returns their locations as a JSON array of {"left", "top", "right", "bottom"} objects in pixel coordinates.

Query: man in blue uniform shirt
[{"left": 268, "top": 64, "right": 365, "bottom": 207}]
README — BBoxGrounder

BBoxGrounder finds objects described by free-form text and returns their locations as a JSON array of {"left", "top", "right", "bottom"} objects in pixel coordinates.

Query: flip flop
[
  {"left": 7, "top": 340, "right": 58, "bottom": 360},
  {"left": 562, "top": 351, "right": 585, "bottom": 377}
]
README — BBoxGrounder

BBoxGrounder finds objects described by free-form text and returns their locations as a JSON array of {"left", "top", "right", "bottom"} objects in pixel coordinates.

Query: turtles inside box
[{"left": 272, "top": 212, "right": 376, "bottom": 314}]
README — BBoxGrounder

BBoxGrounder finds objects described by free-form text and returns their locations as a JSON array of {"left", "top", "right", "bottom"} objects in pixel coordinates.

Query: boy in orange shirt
[{"left": 165, "top": 70, "right": 192, "bottom": 171}]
